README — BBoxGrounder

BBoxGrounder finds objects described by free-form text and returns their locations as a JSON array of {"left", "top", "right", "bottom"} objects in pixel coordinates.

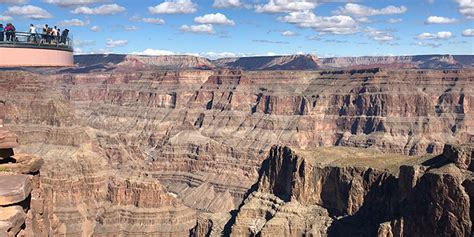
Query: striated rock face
[
  {"left": 227, "top": 144, "right": 473, "bottom": 237},
  {"left": 0, "top": 63, "right": 472, "bottom": 236},
  {"left": 403, "top": 164, "right": 471, "bottom": 237}
]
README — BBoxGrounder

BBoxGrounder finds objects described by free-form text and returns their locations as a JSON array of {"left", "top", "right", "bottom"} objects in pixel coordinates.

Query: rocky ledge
[
  {"left": 0, "top": 128, "right": 47, "bottom": 237},
  {"left": 203, "top": 143, "right": 474, "bottom": 237}
]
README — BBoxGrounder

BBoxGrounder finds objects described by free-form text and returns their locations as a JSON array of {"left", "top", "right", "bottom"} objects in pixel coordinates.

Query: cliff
[{"left": 225, "top": 144, "right": 473, "bottom": 237}]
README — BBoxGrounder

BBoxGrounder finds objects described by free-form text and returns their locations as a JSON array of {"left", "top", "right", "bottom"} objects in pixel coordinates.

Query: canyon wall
[
  {"left": 227, "top": 144, "right": 473, "bottom": 237},
  {"left": 0, "top": 62, "right": 472, "bottom": 235}
]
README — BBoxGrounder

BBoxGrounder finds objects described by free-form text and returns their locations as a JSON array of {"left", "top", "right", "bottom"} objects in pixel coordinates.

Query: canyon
[{"left": 0, "top": 54, "right": 472, "bottom": 236}]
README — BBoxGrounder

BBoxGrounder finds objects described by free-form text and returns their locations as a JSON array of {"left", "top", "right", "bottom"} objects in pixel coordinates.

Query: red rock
[
  {"left": 443, "top": 144, "right": 473, "bottom": 171},
  {"left": 0, "top": 206, "right": 26, "bottom": 236},
  {"left": 0, "top": 175, "right": 32, "bottom": 206},
  {"left": 0, "top": 154, "right": 44, "bottom": 174},
  {"left": 0, "top": 129, "right": 18, "bottom": 149}
]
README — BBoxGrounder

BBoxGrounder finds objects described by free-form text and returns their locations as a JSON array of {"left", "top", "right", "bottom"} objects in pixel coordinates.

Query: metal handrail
[{"left": 0, "top": 31, "right": 73, "bottom": 51}]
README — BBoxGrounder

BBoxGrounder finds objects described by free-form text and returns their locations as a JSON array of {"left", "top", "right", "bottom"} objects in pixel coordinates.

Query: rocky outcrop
[
  {"left": 227, "top": 144, "right": 473, "bottom": 237},
  {"left": 0, "top": 128, "right": 47, "bottom": 237},
  {"left": 403, "top": 164, "right": 471, "bottom": 237},
  {"left": 442, "top": 144, "right": 474, "bottom": 171}
]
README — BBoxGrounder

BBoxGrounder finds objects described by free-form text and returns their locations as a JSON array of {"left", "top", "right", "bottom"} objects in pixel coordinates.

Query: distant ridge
[
  {"left": 71, "top": 54, "right": 474, "bottom": 72},
  {"left": 214, "top": 54, "right": 473, "bottom": 70},
  {"left": 70, "top": 54, "right": 214, "bottom": 73}
]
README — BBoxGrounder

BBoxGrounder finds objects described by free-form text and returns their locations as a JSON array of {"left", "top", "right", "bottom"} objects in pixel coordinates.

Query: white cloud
[
  {"left": 455, "top": 0, "right": 474, "bottom": 19},
  {"left": 253, "top": 39, "right": 289, "bottom": 44},
  {"left": 5, "top": 5, "right": 53, "bottom": 19},
  {"left": 180, "top": 24, "right": 215, "bottom": 34},
  {"left": 0, "top": 0, "right": 28, "bottom": 3},
  {"left": 334, "top": 3, "right": 407, "bottom": 17},
  {"left": 213, "top": 0, "right": 241, "bottom": 8},
  {"left": 90, "top": 25, "right": 101, "bottom": 32},
  {"left": 425, "top": 16, "right": 458, "bottom": 24},
  {"left": 57, "top": 19, "right": 89, "bottom": 27},
  {"left": 148, "top": 0, "right": 197, "bottom": 14},
  {"left": 106, "top": 39, "right": 128, "bottom": 48},
  {"left": 256, "top": 0, "right": 318, "bottom": 13},
  {"left": 366, "top": 28, "right": 395, "bottom": 42},
  {"left": 416, "top": 31, "right": 453, "bottom": 40},
  {"left": 72, "top": 4, "right": 125, "bottom": 15},
  {"left": 124, "top": 26, "right": 138, "bottom": 31},
  {"left": 387, "top": 18, "right": 402, "bottom": 23},
  {"left": 413, "top": 41, "right": 441, "bottom": 48},
  {"left": 131, "top": 49, "right": 175, "bottom": 56},
  {"left": 130, "top": 16, "right": 166, "bottom": 25},
  {"left": 75, "top": 39, "right": 95, "bottom": 47},
  {"left": 43, "top": 0, "right": 108, "bottom": 7},
  {"left": 279, "top": 11, "right": 358, "bottom": 35},
  {"left": 462, "top": 28, "right": 474, "bottom": 36},
  {"left": 142, "top": 17, "right": 166, "bottom": 24},
  {"left": 74, "top": 47, "right": 84, "bottom": 54},
  {"left": 282, "top": 30, "right": 297, "bottom": 36},
  {"left": 194, "top": 13, "right": 235, "bottom": 25},
  {"left": 0, "top": 15, "right": 14, "bottom": 21}
]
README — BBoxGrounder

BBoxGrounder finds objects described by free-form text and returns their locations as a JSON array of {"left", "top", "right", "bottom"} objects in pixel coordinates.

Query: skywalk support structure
[{"left": 0, "top": 31, "right": 73, "bottom": 67}]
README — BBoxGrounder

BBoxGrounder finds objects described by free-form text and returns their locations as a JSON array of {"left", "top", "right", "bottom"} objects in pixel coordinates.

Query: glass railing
[{"left": 0, "top": 31, "right": 73, "bottom": 51}]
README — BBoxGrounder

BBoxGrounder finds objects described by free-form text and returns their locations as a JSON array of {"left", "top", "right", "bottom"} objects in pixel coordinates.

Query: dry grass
[{"left": 292, "top": 146, "right": 434, "bottom": 175}]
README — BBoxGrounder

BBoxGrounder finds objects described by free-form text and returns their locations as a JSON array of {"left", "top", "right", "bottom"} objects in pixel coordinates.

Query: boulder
[
  {"left": 443, "top": 144, "right": 474, "bottom": 171},
  {"left": 0, "top": 154, "right": 44, "bottom": 174},
  {"left": 0, "top": 129, "right": 18, "bottom": 149},
  {"left": 0, "top": 206, "right": 26, "bottom": 236},
  {"left": 0, "top": 175, "right": 32, "bottom": 206}
]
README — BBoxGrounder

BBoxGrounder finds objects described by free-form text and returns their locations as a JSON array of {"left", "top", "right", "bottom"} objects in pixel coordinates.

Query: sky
[{"left": 0, "top": 0, "right": 473, "bottom": 58}]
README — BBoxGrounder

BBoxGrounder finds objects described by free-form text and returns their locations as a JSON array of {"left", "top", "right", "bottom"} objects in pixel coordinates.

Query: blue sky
[{"left": 0, "top": 0, "right": 473, "bottom": 58}]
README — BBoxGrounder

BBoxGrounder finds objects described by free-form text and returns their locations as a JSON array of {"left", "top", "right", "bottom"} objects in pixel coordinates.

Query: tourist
[
  {"left": 46, "top": 27, "right": 52, "bottom": 44},
  {"left": 52, "top": 26, "right": 58, "bottom": 43},
  {"left": 57, "top": 28, "right": 61, "bottom": 43},
  {"left": 28, "top": 24, "right": 36, "bottom": 43},
  {"left": 60, "top": 29, "right": 69, "bottom": 44},
  {"left": 11, "top": 23, "right": 16, "bottom": 41},
  {"left": 4, "top": 23, "right": 14, "bottom": 41},
  {"left": 42, "top": 24, "right": 48, "bottom": 43},
  {"left": 0, "top": 24, "right": 3, "bottom": 42}
]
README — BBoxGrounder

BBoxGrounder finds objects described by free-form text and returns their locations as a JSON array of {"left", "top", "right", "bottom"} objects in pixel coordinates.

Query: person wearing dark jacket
[
  {"left": 60, "top": 29, "right": 69, "bottom": 44},
  {"left": 4, "top": 23, "right": 14, "bottom": 41},
  {"left": 0, "top": 24, "right": 3, "bottom": 42}
]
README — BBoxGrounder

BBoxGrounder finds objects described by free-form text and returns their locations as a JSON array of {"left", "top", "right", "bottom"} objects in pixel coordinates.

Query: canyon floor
[{"left": 0, "top": 54, "right": 472, "bottom": 237}]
